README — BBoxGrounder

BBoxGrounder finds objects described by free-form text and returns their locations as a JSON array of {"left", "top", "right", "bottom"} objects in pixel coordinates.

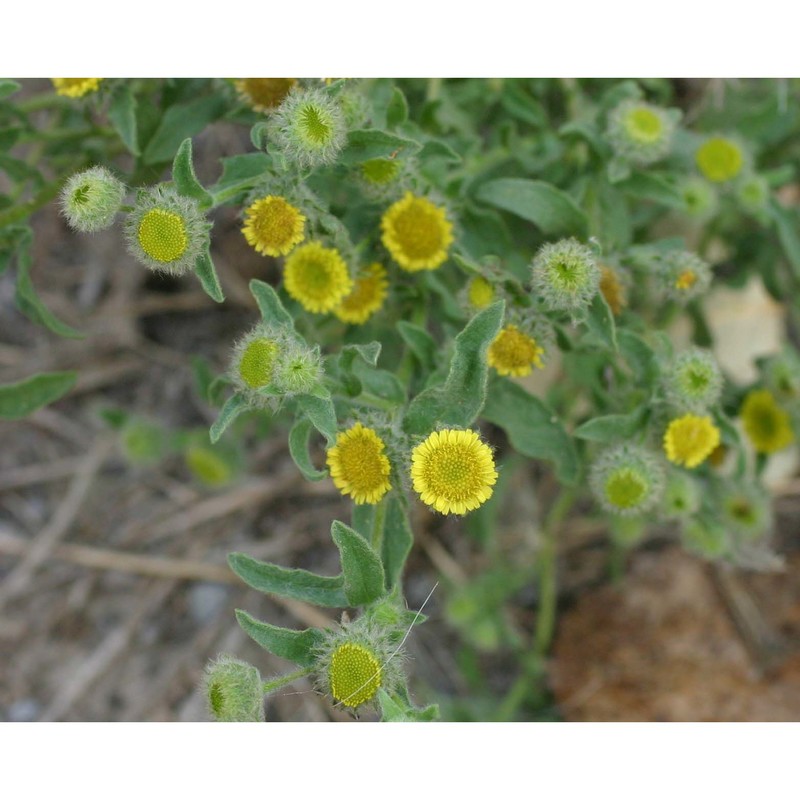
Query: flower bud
[
  {"left": 696, "top": 135, "right": 746, "bottom": 183},
  {"left": 531, "top": 238, "right": 599, "bottom": 316},
  {"left": 60, "top": 166, "right": 126, "bottom": 233},
  {"left": 606, "top": 99, "right": 679, "bottom": 165},
  {"left": 663, "top": 348, "right": 723, "bottom": 412},
  {"left": 202, "top": 655, "right": 265, "bottom": 722},
  {"left": 656, "top": 250, "right": 712, "bottom": 303},
  {"left": 589, "top": 444, "right": 665, "bottom": 517}
]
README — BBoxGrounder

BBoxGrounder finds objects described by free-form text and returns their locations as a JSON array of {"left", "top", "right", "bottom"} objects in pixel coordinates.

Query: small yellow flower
[
  {"left": 487, "top": 324, "right": 545, "bottom": 377},
  {"left": 599, "top": 266, "right": 627, "bottom": 316},
  {"left": 663, "top": 414, "right": 721, "bottom": 468},
  {"left": 242, "top": 196, "right": 306, "bottom": 257},
  {"left": 283, "top": 241, "right": 352, "bottom": 314},
  {"left": 675, "top": 269, "right": 698, "bottom": 291},
  {"left": 328, "top": 642, "right": 382, "bottom": 708},
  {"left": 138, "top": 208, "right": 188, "bottom": 264},
  {"left": 381, "top": 192, "right": 453, "bottom": 272},
  {"left": 696, "top": 136, "right": 744, "bottom": 183},
  {"left": 51, "top": 78, "right": 102, "bottom": 98},
  {"left": 467, "top": 276, "right": 495, "bottom": 309},
  {"left": 326, "top": 423, "right": 392, "bottom": 504},
  {"left": 411, "top": 428, "right": 497, "bottom": 515},
  {"left": 234, "top": 78, "right": 296, "bottom": 112},
  {"left": 740, "top": 389, "right": 795, "bottom": 454},
  {"left": 333, "top": 263, "right": 388, "bottom": 325}
]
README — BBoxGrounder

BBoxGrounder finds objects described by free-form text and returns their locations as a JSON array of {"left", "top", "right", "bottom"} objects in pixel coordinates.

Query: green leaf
[
  {"left": 288, "top": 418, "right": 327, "bottom": 481},
  {"left": 209, "top": 153, "right": 271, "bottom": 203},
  {"left": 417, "top": 139, "right": 462, "bottom": 163},
  {"left": 172, "top": 138, "right": 213, "bottom": 208},
  {"left": 618, "top": 172, "right": 684, "bottom": 208},
  {"left": 386, "top": 87, "right": 409, "bottom": 128},
  {"left": 377, "top": 689, "right": 439, "bottom": 722},
  {"left": 351, "top": 504, "right": 375, "bottom": 540},
  {"left": 482, "top": 379, "right": 580, "bottom": 485},
  {"left": 0, "top": 371, "right": 77, "bottom": 420},
  {"left": 403, "top": 301, "right": 504, "bottom": 435},
  {"left": 475, "top": 178, "right": 589, "bottom": 237},
  {"left": 108, "top": 84, "right": 139, "bottom": 155},
  {"left": 397, "top": 321, "right": 436, "bottom": 372},
  {"left": 352, "top": 361, "right": 406, "bottom": 406},
  {"left": 15, "top": 232, "right": 83, "bottom": 338},
  {"left": 574, "top": 408, "right": 648, "bottom": 442},
  {"left": 194, "top": 246, "right": 224, "bottom": 303},
  {"left": 336, "top": 342, "right": 381, "bottom": 396},
  {"left": 235, "top": 610, "right": 324, "bottom": 668},
  {"left": 0, "top": 79, "right": 21, "bottom": 100},
  {"left": 229, "top": 552, "right": 347, "bottom": 608},
  {"left": 0, "top": 154, "right": 43, "bottom": 187},
  {"left": 340, "top": 129, "right": 421, "bottom": 165},
  {"left": 250, "top": 279, "right": 294, "bottom": 328},
  {"left": 382, "top": 495, "right": 414, "bottom": 590},
  {"left": 330, "top": 521, "right": 386, "bottom": 607},
  {"left": 617, "top": 329, "right": 659, "bottom": 384},
  {"left": 142, "top": 94, "right": 226, "bottom": 165},
  {"left": 585, "top": 292, "right": 618, "bottom": 352},
  {"left": 771, "top": 200, "right": 800, "bottom": 278},
  {"left": 297, "top": 394, "right": 337, "bottom": 444},
  {"left": 209, "top": 393, "right": 248, "bottom": 443}
]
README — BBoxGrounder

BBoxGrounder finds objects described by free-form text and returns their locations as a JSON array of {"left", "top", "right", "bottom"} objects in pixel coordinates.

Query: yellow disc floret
[
  {"left": 487, "top": 324, "right": 545, "bottom": 377},
  {"left": 242, "top": 195, "right": 306, "bottom": 257},
  {"left": 333, "top": 264, "right": 388, "bottom": 324},
  {"left": 740, "top": 389, "right": 795, "bottom": 454},
  {"left": 696, "top": 136, "right": 744, "bottom": 183},
  {"left": 283, "top": 242, "right": 352, "bottom": 313},
  {"left": 328, "top": 642, "right": 382, "bottom": 708},
  {"left": 663, "top": 414, "right": 721, "bottom": 468},
  {"left": 238, "top": 338, "right": 279, "bottom": 389},
  {"left": 234, "top": 78, "right": 296, "bottom": 112},
  {"left": 51, "top": 78, "right": 102, "bottom": 98},
  {"left": 381, "top": 192, "right": 454, "bottom": 272},
  {"left": 411, "top": 429, "right": 498, "bottom": 515},
  {"left": 599, "top": 266, "right": 627, "bottom": 315},
  {"left": 137, "top": 208, "right": 188, "bottom": 264},
  {"left": 326, "top": 423, "right": 392, "bottom": 504},
  {"left": 623, "top": 106, "right": 664, "bottom": 144}
]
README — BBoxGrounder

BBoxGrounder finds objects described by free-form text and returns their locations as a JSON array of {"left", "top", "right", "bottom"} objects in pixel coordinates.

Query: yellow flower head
[
  {"left": 599, "top": 266, "right": 627, "bottom": 316},
  {"left": 381, "top": 192, "right": 453, "bottom": 272},
  {"left": 467, "top": 276, "right": 495, "bottom": 309},
  {"left": 283, "top": 241, "right": 352, "bottom": 313},
  {"left": 663, "top": 414, "right": 721, "bottom": 468},
  {"left": 51, "top": 78, "right": 102, "bottom": 98},
  {"left": 740, "top": 389, "right": 795, "bottom": 454},
  {"left": 234, "top": 78, "right": 297, "bottom": 112},
  {"left": 242, "top": 195, "right": 306, "bottom": 257},
  {"left": 328, "top": 642, "right": 382, "bottom": 708},
  {"left": 411, "top": 428, "right": 497, "bottom": 515},
  {"left": 487, "top": 324, "right": 545, "bottom": 377},
  {"left": 696, "top": 136, "right": 744, "bottom": 183},
  {"left": 333, "top": 263, "right": 388, "bottom": 325},
  {"left": 326, "top": 422, "right": 392, "bottom": 504}
]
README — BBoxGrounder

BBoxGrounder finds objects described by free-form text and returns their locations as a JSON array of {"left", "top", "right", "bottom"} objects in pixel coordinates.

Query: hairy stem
[{"left": 261, "top": 666, "right": 314, "bottom": 696}]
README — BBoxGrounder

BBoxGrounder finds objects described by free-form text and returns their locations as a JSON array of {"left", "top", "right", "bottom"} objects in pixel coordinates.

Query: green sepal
[
  {"left": 229, "top": 552, "right": 348, "bottom": 608},
  {"left": 397, "top": 321, "right": 436, "bottom": 372},
  {"left": 194, "top": 246, "right": 224, "bottom": 303},
  {"left": 209, "top": 393, "right": 248, "bottom": 443},
  {"left": 403, "top": 301, "right": 504, "bottom": 436},
  {"left": 296, "top": 394, "right": 337, "bottom": 445},
  {"left": 585, "top": 292, "right": 618, "bottom": 352},
  {"left": 0, "top": 371, "right": 77, "bottom": 420},
  {"left": 250, "top": 279, "right": 295, "bottom": 329},
  {"left": 330, "top": 521, "right": 386, "bottom": 607},
  {"left": 108, "top": 83, "right": 139, "bottom": 155},
  {"left": 475, "top": 178, "right": 589, "bottom": 237},
  {"left": 234, "top": 610, "right": 324, "bottom": 668},
  {"left": 574, "top": 407, "right": 649, "bottom": 442},
  {"left": 288, "top": 417, "right": 327, "bottom": 481},
  {"left": 172, "top": 138, "right": 213, "bottom": 209},
  {"left": 340, "top": 129, "right": 421, "bottom": 165},
  {"left": 482, "top": 379, "right": 580, "bottom": 486},
  {"left": 382, "top": 494, "right": 414, "bottom": 590}
]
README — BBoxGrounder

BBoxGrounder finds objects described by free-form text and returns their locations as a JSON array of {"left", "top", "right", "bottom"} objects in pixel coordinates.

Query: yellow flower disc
[
  {"left": 283, "top": 242, "right": 353, "bottom": 313},
  {"left": 411, "top": 429, "right": 498, "bottom": 515},
  {"left": 599, "top": 266, "right": 627, "bottom": 316},
  {"left": 696, "top": 137, "right": 744, "bottom": 183},
  {"left": 467, "top": 276, "right": 495, "bottom": 309},
  {"left": 238, "top": 338, "right": 279, "bottom": 389},
  {"left": 333, "top": 264, "right": 388, "bottom": 324},
  {"left": 663, "top": 414, "right": 721, "bottom": 468},
  {"left": 328, "top": 642, "right": 382, "bottom": 708},
  {"left": 675, "top": 269, "right": 698, "bottom": 291},
  {"left": 623, "top": 106, "right": 664, "bottom": 144},
  {"left": 361, "top": 158, "right": 400, "bottom": 185},
  {"left": 487, "top": 324, "right": 544, "bottom": 377},
  {"left": 326, "top": 423, "right": 392, "bottom": 504},
  {"left": 234, "top": 78, "right": 296, "bottom": 112},
  {"left": 604, "top": 468, "right": 648, "bottom": 510},
  {"left": 137, "top": 208, "right": 188, "bottom": 264},
  {"left": 242, "top": 195, "right": 306, "bottom": 257},
  {"left": 741, "top": 389, "right": 795, "bottom": 454},
  {"left": 381, "top": 192, "right": 454, "bottom": 272},
  {"left": 51, "top": 78, "right": 102, "bottom": 98}
]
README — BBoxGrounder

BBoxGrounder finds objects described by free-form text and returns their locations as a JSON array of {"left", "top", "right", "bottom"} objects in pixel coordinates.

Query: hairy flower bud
[
  {"left": 60, "top": 166, "right": 126, "bottom": 233},
  {"left": 202, "top": 655, "right": 265, "bottom": 722}
]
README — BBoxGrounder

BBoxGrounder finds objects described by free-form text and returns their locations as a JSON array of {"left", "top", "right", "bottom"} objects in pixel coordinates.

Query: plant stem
[
  {"left": 371, "top": 497, "right": 387, "bottom": 554},
  {"left": 261, "top": 666, "right": 313, "bottom": 696},
  {"left": 533, "top": 486, "right": 576, "bottom": 658}
]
